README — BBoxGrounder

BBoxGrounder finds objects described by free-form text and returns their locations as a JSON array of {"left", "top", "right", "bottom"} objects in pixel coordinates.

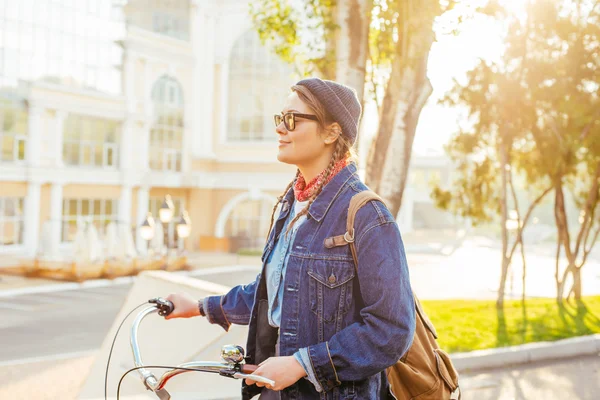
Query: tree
[
  {"left": 432, "top": 0, "right": 600, "bottom": 306},
  {"left": 250, "top": 0, "right": 372, "bottom": 103},
  {"left": 251, "top": 0, "right": 458, "bottom": 218}
]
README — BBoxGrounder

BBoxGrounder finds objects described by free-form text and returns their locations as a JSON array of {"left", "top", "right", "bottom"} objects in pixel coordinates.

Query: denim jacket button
[{"left": 328, "top": 274, "right": 336, "bottom": 284}]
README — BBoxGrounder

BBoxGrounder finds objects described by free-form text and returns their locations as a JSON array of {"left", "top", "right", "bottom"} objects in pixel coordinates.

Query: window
[
  {"left": 0, "top": 97, "right": 28, "bottom": 163},
  {"left": 225, "top": 198, "right": 273, "bottom": 250},
  {"left": 124, "top": 0, "right": 189, "bottom": 41},
  {"left": 227, "top": 31, "right": 294, "bottom": 142},
  {"left": 150, "top": 76, "right": 184, "bottom": 172},
  {"left": 0, "top": 0, "right": 124, "bottom": 94},
  {"left": 63, "top": 114, "right": 120, "bottom": 168},
  {"left": 0, "top": 197, "right": 24, "bottom": 246},
  {"left": 62, "top": 198, "right": 118, "bottom": 242}
]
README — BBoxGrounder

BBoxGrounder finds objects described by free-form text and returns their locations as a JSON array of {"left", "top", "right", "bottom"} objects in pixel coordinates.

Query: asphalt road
[{"left": 0, "top": 268, "right": 261, "bottom": 364}]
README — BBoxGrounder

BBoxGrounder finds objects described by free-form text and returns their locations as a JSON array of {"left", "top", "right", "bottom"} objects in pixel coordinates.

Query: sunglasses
[{"left": 274, "top": 112, "right": 319, "bottom": 131}]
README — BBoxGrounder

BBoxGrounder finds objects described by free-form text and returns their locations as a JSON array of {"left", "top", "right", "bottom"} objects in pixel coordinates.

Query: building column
[
  {"left": 136, "top": 186, "right": 150, "bottom": 255},
  {"left": 24, "top": 182, "right": 41, "bottom": 257},
  {"left": 54, "top": 111, "right": 67, "bottom": 167},
  {"left": 50, "top": 183, "right": 63, "bottom": 250},
  {"left": 27, "top": 105, "right": 43, "bottom": 167},
  {"left": 140, "top": 121, "right": 150, "bottom": 171},
  {"left": 119, "top": 185, "right": 133, "bottom": 230},
  {"left": 120, "top": 118, "right": 133, "bottom": 171},
  {"left": 191, "top": 4, "right": 216, "bottom": 159}
]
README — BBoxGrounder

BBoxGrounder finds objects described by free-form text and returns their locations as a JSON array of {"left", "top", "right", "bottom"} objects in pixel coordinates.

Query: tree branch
[
  {"left": 573, "top": 161, "right": 600, "bottom": 259},
  {"left": 579, "top": 107, "right": 600, "bottom": 141},
  {"left": 508, "top": 185, "right": 553, "bottom": 260},
  {"left": 581, "top": 222, "right": 600, "bottom": 267}
]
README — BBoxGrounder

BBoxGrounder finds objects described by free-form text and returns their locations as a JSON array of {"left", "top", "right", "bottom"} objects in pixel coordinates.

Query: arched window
[
  {"left": 225, "top": 198, "right": 274, "bottom": 251},
  {"left": 227, "top": 31, "right": 294, "bottom": 142},
  {"left": 149, "top": 76, "right": 184, "bottom": 171}
]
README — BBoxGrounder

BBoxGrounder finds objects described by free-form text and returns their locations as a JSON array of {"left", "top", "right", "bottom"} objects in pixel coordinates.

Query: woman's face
[{"left": 276, "top": 91, "right": 328, "bottom": 166}]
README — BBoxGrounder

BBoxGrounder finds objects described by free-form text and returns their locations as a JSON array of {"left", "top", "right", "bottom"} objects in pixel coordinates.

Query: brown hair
[{"left": 264, "top": 85, "right": 358, "bottom": 239}]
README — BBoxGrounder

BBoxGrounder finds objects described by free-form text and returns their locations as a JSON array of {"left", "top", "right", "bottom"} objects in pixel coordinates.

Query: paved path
[{"left": 460, "top": 354, "right": 600, "bottom": 400}]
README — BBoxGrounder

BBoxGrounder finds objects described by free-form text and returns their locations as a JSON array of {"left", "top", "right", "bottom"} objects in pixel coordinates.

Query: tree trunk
[
  {"left": 334, "top": 0, "right": 372, "bottom": 105},
  {"left": 571, "top": 266, "right": 582, "bottom": 301},
  {"left": 497, "top": 143, "right": 510, "bottom": 309},
  {"left": 365, "top": 24, "right": 434, "bottom": 217}
]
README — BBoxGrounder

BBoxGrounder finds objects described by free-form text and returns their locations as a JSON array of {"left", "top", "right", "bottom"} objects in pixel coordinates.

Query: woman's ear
[{"left": 323, "top": 122, "right": 342, "bottom": 145}]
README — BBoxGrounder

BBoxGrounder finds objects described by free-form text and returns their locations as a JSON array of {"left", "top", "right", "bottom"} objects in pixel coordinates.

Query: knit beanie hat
[{"left": 295, "top": 78, "right": 362, "bottom": 146}]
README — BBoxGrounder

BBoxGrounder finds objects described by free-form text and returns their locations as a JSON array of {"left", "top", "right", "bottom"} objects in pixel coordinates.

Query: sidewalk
[{"left": 460, "top": 354, "right": 600, "bottom": 400}]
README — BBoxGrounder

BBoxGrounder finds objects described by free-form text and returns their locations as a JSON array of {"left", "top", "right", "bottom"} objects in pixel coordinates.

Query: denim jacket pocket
[{"left": 307, "top": 258, "right": 355, "bottom": 323}]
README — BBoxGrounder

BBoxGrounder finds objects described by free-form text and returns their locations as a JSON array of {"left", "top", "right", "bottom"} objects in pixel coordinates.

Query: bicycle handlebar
[{"left": 128, "top": 298, "right": 275, "bottom": 399}]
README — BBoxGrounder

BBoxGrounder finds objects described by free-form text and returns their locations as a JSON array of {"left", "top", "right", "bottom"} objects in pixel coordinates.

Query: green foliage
[
  {"left": 250, "top": 0, "right": 462, "bottom": 101},
  {"left": 236, "top": 248, "right": 264, "bottom": 256},
  {"left": 249, "top": 0, "right": 337, "bottom": 77},
  {"left": 424, "top": 296, "right": 600, "bottom": 352},
  {"left": 432, "top": 0, "right": 600, "bottom": 227}
]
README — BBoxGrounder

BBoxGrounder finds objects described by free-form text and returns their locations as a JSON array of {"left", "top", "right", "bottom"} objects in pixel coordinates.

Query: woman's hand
[
  {"left": 164, "top": 292, "right": 201, "bottom": 320},
  {"left": 245, "top": 356, "right": 307, "bottom": 391}
]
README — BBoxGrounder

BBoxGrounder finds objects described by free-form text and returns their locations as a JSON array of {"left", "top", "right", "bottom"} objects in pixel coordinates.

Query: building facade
[{"left": 0, "top": 0, "right": 454, "bottom": 260}]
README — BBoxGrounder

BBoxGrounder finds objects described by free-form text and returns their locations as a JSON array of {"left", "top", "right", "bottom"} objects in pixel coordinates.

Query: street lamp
[
  {"left": 139, "top": 213, "right": 155, "bottom": 255},
  {"left": 176, "top": 210, "right": 191, "bottom": 251},
  {"left": 159, "top": 195, "right": 175, "bottom": 224},
  {"left": 159, "top": 195, "right": 174, "bottom": 253}
]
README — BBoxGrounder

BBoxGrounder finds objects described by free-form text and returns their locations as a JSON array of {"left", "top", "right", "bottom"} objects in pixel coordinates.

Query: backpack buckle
[{"left": 344, "top": 230, "right": 355, "bottom": 243}]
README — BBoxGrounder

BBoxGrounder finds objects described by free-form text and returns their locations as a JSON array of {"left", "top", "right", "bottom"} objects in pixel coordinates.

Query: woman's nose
[{"left": 275, "top": 121, "right": 287, "bottom": 135}]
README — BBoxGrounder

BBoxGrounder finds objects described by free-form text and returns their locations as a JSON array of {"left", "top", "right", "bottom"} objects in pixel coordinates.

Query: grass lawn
[{"left": 421, "top": 296, "right": 600, "bottom": 353}]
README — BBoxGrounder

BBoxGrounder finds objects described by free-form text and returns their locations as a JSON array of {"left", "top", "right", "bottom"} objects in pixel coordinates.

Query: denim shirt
[
  {"left": 204, "top": 163, "right": 416, "bottom": 400},
  {"left": 266, "top": 199, "right": 308, "bottom": 328}
]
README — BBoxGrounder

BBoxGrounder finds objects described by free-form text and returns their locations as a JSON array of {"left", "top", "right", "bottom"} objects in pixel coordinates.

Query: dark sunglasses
[{"left": 274, "top": 112, "right": 318, "bottom": 131}]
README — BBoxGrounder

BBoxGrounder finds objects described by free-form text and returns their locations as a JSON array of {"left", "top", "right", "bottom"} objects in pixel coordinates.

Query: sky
[{"left": 361, "top": 1, "right": 524, "bottom": 158}]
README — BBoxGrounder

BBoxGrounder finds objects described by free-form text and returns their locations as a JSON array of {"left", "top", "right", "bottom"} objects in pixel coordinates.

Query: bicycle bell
[{"left": 221, "top": 345, "right": 245, "bottom": 364}]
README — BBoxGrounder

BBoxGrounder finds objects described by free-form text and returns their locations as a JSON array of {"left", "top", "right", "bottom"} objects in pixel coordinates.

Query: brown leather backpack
[{"left": 344, "top": 191, "right": 461, "bottom": 400}]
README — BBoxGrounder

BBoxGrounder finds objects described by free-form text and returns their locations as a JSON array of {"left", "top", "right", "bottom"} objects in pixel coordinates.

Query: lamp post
[
  {"left": 176, "top": 210, "right": 191, "bottom": 253},
  {"left": 139, "top": 213, "right": 155, "bottom": 255},
  {"left": 158, "top": 195, "right": 174, "bottom": 255}
]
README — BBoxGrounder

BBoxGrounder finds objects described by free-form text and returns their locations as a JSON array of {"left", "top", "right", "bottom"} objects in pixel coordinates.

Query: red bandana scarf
[{"left": 293, "top": 159, "right": 348, "bottom": 202}]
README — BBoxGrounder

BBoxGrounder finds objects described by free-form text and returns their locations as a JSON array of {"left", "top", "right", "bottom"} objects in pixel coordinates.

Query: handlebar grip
[
  {"left": 161, "top": 300, "right": 174, "bottom": 317},
  {"left": 241, "top": 364, "right": 258, "bottom": 374}
]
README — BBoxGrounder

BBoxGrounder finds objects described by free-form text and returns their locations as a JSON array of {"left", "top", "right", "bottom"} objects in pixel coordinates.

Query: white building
[{"left": 0, "top": 0, "right": 455, "bottom": 260}]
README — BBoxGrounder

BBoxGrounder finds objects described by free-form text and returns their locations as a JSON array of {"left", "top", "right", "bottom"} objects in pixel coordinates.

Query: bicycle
[{"left": 105, "top": 297, "right": 275, "bottom": 400}]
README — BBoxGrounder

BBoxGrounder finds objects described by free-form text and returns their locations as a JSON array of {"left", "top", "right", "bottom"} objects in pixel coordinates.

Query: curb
[{"left": 451, "top": 333, "right": 600, "bottom": 373}]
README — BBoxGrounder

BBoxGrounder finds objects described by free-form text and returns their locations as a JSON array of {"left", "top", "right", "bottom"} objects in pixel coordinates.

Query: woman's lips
[{"left": 278, "top": 141, "right": 291, "bottom": 147}]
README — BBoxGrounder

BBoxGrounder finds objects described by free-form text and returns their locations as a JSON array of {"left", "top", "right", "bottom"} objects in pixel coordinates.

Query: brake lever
[
  {"left": 219, "top": 368, "right": 276, "bottom": 387},
  {"left": 148, "top": 297, "right": 174, "bottom": 317}
]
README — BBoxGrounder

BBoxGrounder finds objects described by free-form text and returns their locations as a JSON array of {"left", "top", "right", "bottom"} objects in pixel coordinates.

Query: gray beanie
[{"left": 296, "top": 78, "right": 362, "bottom": 146}]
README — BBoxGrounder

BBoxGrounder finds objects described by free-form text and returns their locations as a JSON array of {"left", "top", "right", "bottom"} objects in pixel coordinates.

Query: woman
[{"left": 165, "top": 77, "right": 416, "bottom": 399}]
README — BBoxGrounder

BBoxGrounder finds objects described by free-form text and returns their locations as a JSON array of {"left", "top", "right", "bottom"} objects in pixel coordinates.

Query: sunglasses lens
[
  {"left": 284, "top": 113, "right": 295, "bottom": 130},
  {"left": 274, "top": 115, "right": 282, "bottom": 127}
]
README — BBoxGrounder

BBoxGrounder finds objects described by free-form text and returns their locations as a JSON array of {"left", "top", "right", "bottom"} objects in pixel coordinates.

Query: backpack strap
[
  {"left": 345, "top": 190, "right": 384, "bottom": 267},
  {"left": 345, "top": 190, "right": 439, "bottom": 339}
]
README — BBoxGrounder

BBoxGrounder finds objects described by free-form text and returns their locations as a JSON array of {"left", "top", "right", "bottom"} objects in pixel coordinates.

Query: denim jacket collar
[{"left": 308, "top": 162, "right": 358, "bottom": 222}]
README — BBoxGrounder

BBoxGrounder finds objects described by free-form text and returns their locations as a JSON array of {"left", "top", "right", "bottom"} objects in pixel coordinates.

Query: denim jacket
[{"left": 204, "top": 163, "right": 416, "bottom": 400}]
